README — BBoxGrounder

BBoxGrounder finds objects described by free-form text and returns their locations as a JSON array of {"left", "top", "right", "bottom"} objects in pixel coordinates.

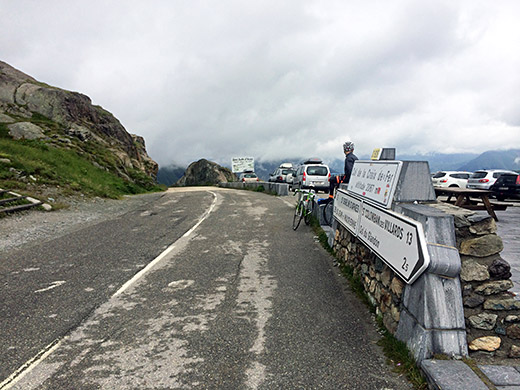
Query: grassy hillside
[{"left": 0, "top": 122, "right": 164, "bottom": 203}]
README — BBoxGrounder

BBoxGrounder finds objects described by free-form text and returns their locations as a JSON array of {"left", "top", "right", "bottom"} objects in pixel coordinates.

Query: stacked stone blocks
[
  {"left": 449, "top": 204, "right": 520, "bottom": 359},
  {"left": 333, "top": 199, "right": 519, "bottom": 360},
  {"left": 333, "top": 226, "right": 404, "bottom": 335}
]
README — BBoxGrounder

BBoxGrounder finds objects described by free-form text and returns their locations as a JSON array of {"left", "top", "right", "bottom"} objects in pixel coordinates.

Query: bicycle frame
[{"left": 293, "top": 189, "right": 316, "bottom": 230}]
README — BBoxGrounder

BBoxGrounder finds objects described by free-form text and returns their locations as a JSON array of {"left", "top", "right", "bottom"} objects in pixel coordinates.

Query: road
[{"left": 0, "top": 188, "right": 412, "bottom": 389}]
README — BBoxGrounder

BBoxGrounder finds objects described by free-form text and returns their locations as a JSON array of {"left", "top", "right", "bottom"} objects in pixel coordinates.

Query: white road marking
[
  {"left": 113, "top": 190, "right": 217, "bottom": 297},
  {"left": 1, "top": 190, "right": 219, "bottom": 389},
  {"left": 34, "top": 281, "right": 66, "bottom": 293},
  {"left": 0, "top": 338, "right": 64, "bottom": 389}
]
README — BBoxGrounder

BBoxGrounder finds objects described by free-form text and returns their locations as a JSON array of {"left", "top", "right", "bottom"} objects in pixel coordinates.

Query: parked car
[
  {"left": 467, "top": 169, "right": 518, "bottom": 190},
  {"left": 293, "top": 158, "right": 330, "bottom": 192},
  {"left": 285, "top": 168, "right": 296, "bottom": 186},
  {"left": 238, "top": 172, "right": 259, "bottom": 183},
  {"left": 269, "top": 167, "right": 293, "bottom": 183},
  {"left": 490, "top": 173, "right": 520, "bottom": 201},
  {"left": 431, "top": 171, "right": 472, "bottom": 188}
]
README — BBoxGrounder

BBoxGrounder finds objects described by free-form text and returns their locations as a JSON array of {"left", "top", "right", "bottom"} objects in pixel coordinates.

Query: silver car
[
  {"left": 293, "top": 159, "right": 330, "bottom": 192},
  {"left": 269, "top": 168, "right": 293, "bottom": 183},
  {"left": 467, "top": 169, "right": 518, "bottom": 190}
]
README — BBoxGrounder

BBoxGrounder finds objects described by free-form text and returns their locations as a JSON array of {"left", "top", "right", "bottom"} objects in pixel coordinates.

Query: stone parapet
[
  {"left": 333, "top": 200, "right": 469, "bottom": 361},
  {"left": 332, "top": 197, "right": 518, "bottom": 361},
  {"left": 429, "top": 202, "right": 520, "bottom": 359}
]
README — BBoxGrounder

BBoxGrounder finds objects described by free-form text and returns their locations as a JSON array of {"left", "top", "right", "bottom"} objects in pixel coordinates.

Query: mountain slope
[
  {"left": 0, "top": 60, "right": 160, "bottom": 201},
  {"left": 458, "top": 149, "right": 520, "bottom": 172}
]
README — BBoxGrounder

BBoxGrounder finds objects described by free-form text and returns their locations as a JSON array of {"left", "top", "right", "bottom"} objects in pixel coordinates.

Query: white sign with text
[
  {"left": 231, "top": 157, "right": 255, "bottom": 173},
  {"left": 347, "top": 161, "right": 402, "bottom": 208},
  {"left": 333, "top": 189, "right": 430, "bottom": 284},
  {"left": 334, "top": 190, "right": 362, "bottom": 234},
  {"left": 357, "top": 202, "right": 429, "bottom": 284}
]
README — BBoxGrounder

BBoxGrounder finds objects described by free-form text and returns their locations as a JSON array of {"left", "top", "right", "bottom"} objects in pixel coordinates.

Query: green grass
[
  {"left": 0, "top": 137, "right": 162, "bottom": 199},
  {"left": 0, "top": 123, "right": 9, "bottom": 138}
]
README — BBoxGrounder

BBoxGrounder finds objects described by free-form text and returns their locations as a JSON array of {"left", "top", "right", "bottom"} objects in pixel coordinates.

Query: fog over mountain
[
  {"left": 157, "top": 149, "right": 520, "bottom": 185},
  {"left": 2, "top": 1, "right": 520, "bottom": 168}
]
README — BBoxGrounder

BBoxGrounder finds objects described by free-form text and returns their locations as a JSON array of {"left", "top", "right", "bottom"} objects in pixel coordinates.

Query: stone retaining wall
[
  {"left": 332, "top": 224, "right": 405, "bottom": 335},
  {"left": 332, "top": 201, "right": 519, "bottom": 360},
  {"left": 434, "top": 203, "right": 520, "bottom": 359}
]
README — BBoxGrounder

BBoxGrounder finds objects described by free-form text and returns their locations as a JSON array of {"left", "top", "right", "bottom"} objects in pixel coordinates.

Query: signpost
[
  {"left": 333, "top": 191, "right": 362, "bottom": 235},
  {"left": 231, "top": 157, "right": 254, "bottom": 173},
  {"left": 358, "top": 201, "right": 429, "bottom": 284},
  {"left": 348, "top": 161, "right": 402, "bottom": 209},
  {"left": 334, "top": 188, "right": 430, "bottom": 284}
]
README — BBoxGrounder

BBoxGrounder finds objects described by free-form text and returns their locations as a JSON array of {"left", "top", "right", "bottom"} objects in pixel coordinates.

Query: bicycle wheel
[
  {"left": 304, "top": 198, "right": 314, "bottom": 225},
  {"left": 292, "top": 202, "right": 303, "bottom": 230},
  {"left": 323, "top": 200, "right": 334, "bottom": 226}
]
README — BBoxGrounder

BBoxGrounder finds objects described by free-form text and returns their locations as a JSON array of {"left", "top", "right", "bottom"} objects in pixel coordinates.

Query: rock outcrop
[
  {"left": 176, "top": 159, "right": 236, "bottom": 186},
  {"left": 0, "top": 60, "right": 158, "bottom": 181}
]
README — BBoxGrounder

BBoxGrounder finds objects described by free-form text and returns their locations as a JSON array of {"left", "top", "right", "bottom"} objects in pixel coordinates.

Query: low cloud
[{"left": 1, "top": 0, "right": 519, "bottom": 167}]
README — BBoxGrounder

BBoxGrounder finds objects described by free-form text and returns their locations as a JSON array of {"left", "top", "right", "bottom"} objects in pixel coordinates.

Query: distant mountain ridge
[
  {"left": 458, "top": 149, "right": 520, "bottom": 172},
  {"left": 156, "top": 164, "right": 185, "bottom": 186},
  {"left": 157, "top": 149, "right": 520, "bottom": 186},
  {"left": 319, "top": 149, "right": 520, "bottom": 173}
]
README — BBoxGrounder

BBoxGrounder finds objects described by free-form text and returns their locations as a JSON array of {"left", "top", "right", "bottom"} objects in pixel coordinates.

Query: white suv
[
  {"left": 293, "top": 158, "right": 330, "bottom": 192},
  {"left": 467, "top": 169, "right": 518, "bottom": 190},
  {"left": 431, "top": 171, "right": 472, "bottom": 188}
]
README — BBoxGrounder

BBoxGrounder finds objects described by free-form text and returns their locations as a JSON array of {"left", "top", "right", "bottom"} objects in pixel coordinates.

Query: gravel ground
[{"left": 1, "top": 192, "right": 164, "bottom": 253}]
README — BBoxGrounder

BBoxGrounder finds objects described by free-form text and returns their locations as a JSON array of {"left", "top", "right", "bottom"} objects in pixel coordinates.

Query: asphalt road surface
[{"left": 1, "top": 187, "right": 412, "bottom": 389}]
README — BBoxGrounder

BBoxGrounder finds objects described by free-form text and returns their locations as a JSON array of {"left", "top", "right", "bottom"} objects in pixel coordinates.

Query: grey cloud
[{"left": 1, "top": 0, "right": 519, "bottom": 167}]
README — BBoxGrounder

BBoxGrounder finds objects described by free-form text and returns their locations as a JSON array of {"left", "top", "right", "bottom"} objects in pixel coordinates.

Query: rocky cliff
[
  {"left": 176, "top": 159, "right": 236, "bottom": 186},
  {"left": 0, "top": 60, "right": 158, "bottom": 182}
]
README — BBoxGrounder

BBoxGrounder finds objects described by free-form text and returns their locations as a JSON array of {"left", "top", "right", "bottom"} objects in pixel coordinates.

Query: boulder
[
  {"left": 7, "top": 122, "right": 45, "bottom": 140},
  {"left": 483, "top": 298, "right": 520, "bottom": 311},
  {"left": 469, "top": 216, "right": 497, "bottom": 235},
  {"left": 176, "top": 159, "right": 236, "bottom": 186}
]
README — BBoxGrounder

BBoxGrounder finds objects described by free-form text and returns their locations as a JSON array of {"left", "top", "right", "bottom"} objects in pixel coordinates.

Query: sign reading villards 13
[
  {"left": 334, "top": 190, "right": 430, "bottom": 284},
  {"left": 333, "top": 160, "right": 430, "bottom": 284}
]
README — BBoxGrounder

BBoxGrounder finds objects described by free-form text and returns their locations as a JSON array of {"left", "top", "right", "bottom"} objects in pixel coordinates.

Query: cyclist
[{"left": 327, "top": 141, "right": 358, "bottom": 200}]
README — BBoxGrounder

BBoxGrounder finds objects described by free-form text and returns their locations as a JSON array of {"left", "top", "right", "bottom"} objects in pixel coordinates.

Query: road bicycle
[
  {"left": 292, "top": 189, "right": 316, "bottom": 230},
  {"left": 319, "top": 175, "right": 346, "bottom": 227},
  {"left": 319, "top": 197, "right": 334, "bottom": 226}
]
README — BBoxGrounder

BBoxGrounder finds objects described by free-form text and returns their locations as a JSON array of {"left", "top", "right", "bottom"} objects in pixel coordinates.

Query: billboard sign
[{"left": 231, "top": 157, "right": 254, "bottom": 173}]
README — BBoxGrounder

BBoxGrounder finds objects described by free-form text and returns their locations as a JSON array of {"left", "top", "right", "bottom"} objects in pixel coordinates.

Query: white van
[{"left": 293, "top": 158, "right": 330, "bottom": 192}]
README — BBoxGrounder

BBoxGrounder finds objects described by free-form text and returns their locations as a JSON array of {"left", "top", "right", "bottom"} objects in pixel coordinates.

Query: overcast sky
[{"left": 1, "top": 0, "right": 519, "bottom": 167}]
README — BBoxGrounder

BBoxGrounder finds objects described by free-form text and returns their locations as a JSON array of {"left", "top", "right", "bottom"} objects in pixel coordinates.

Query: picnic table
[{"left": 433, "top": 187, "right": 508, "bottom": 221}]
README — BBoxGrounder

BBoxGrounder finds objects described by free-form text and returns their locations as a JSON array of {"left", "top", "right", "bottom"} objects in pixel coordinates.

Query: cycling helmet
[{"left": 343, "top": 141, "right": 354, "bottom": 152}]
